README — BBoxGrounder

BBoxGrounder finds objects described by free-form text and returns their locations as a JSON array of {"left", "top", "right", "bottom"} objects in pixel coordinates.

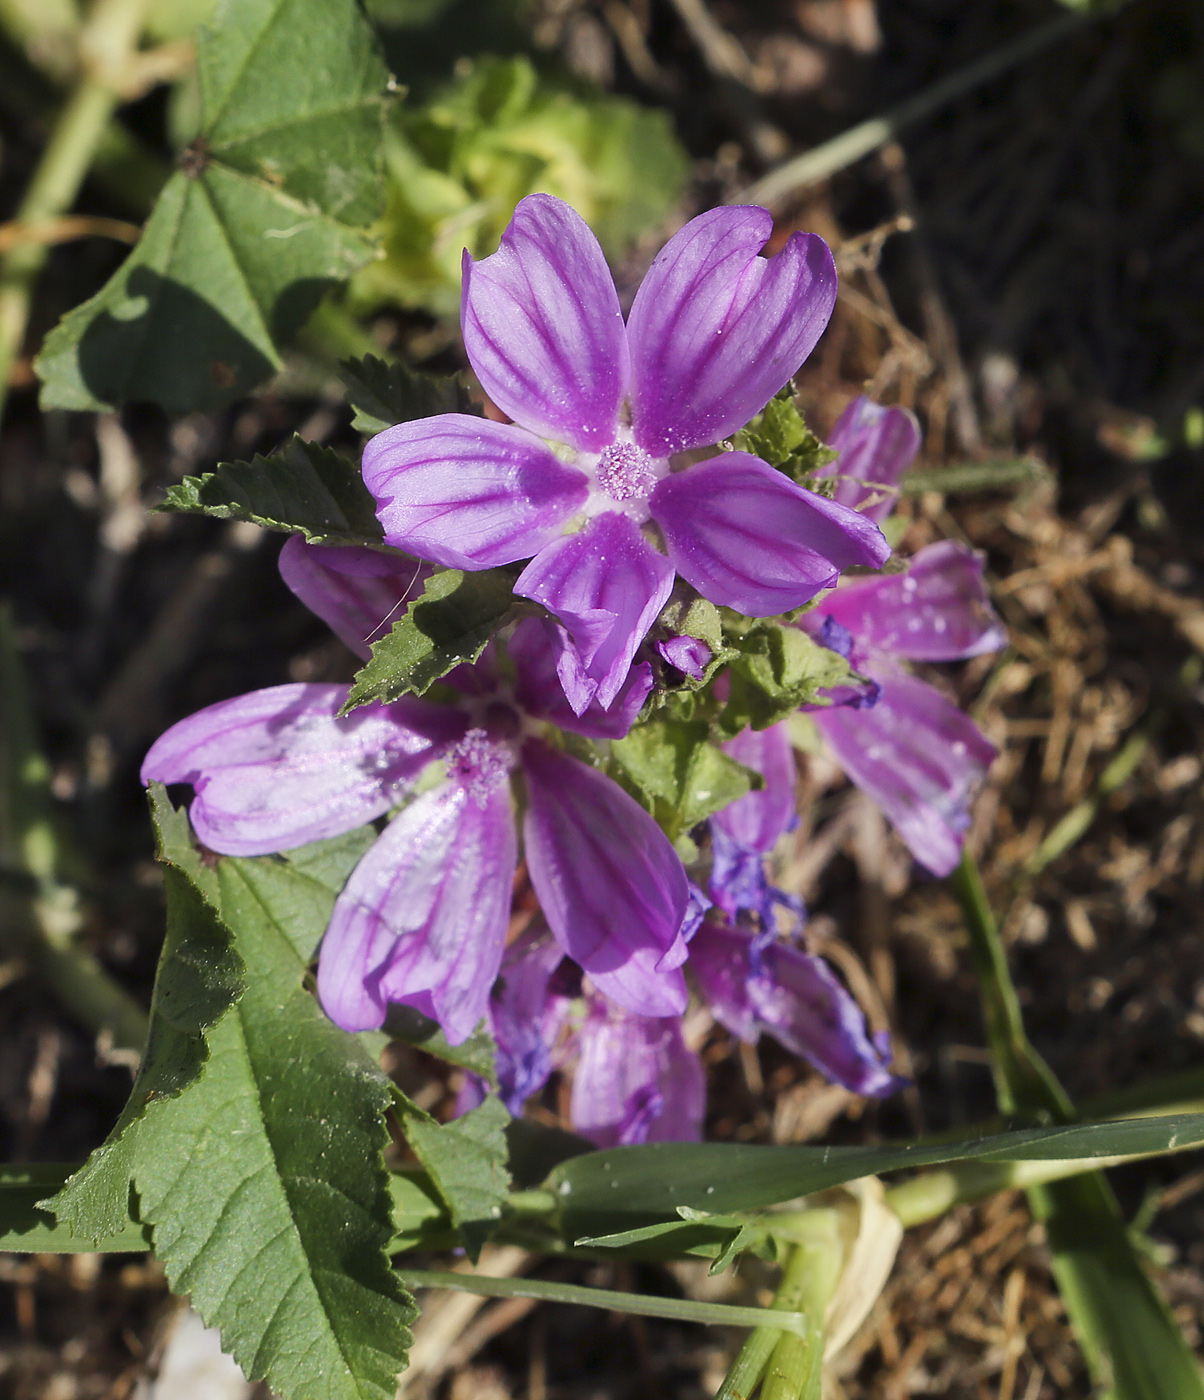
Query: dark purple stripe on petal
[
  {"left": 362, "top": 414, "right": 588, "bottom": 569},
  {"left": 627, "top": 207, "right": 837, "bottom": 456},
  {"left": 461, "top": 194, "right": 629, "bottom": 451},
  {"left": 521, "top": 739, "right": 689, "bottom": 1017},
  {"left": 651, "top": 453, "right": 890, "bottom": 615}
]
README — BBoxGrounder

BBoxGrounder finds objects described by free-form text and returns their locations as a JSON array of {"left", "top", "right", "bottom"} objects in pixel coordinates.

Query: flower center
[
  {"left": 594, "top": 441, "right": 660, "bottom": 502},
  {"left": 446, "top": 727, "right": 515, "bottom": 807}
]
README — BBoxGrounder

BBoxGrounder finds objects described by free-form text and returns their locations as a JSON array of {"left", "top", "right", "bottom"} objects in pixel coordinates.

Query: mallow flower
[
  {"left": 142, "top": 543, "right": 691, "bottom": 1042},
  {"left": 765, "top": 396, "right": 1007, "bottom": 876},
  {"left": 360, "top": 193, "right": 891, "bottom": 716}
]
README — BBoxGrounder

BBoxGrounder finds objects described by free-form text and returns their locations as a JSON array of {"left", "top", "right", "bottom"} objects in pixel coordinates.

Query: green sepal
[
  {"left": 718, "top": 621, "right": 862, "bottom": 735},
  {"left": 730, "top": 387, "right": 837, "bottom": 487}
]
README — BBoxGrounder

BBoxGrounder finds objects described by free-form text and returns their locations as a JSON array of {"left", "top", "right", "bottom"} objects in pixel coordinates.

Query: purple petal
[
  {"left": 515, "top": 512, "right": 674, "bottom": 713},
  {"left": 489, "top": 927, "right": 570, "bottom": 1114},
  {"left": 813, "top": 671, "right": 996, "bottom": 876},
  {"left": 317, "top": 781, "right": 516, "bottom": 1041},
  {"left": 816, "top": 541, "right": 1008, "bottom": 662},
  {"left": 820, "top": 397, "right": 921, "bottom": 522},
  {"left": 656, "top": 634, "right": 712, "bottom": 680},
  {"left": 651, "top": 453, "right": 891, "bottom": 615},
  {"left": 141, "top": 684, "right": 465, "bottom": 856},
  {"left": 689, "top": 922, "right": 901, "bottom": 1096},
  {"left": 570, "top": 1003, "right": 704, "bottom": 1148},
  {"left": 713, "top": 722, "right": 796, "bottom": 853},
  {"left": 278, "top": 536, "right": 430, "bottom": 659},
  {"left": 461, "top": 194, "right": 629, "bottom": 452},
  {"left": 509, "top": 617, "right": 653, "bottom": 739},
  {"left": 521, "top": 739, "right": 689, "bottom": 1017},
  {"left": 627, "top": 207, "right": 837, "bottom": 455},
  {"left": 362, "top": 414, "right": 588, "bottom": 569}
]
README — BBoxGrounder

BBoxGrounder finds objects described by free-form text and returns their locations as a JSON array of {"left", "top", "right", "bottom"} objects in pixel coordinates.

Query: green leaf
[
  {"left": 343, "top": 567, "right": 519, "bottom": 709},
  {"left": 1, "top": 1164, "right": 149, "bottom": 1253},
  {"left": 719, "top": 622, "right": 859, "bottom": 735},
  {"left": 398, "top": 1093, "right": 512, "bottom": 1260},
  {"left": 608, "top": 717, "right": 757, "bottom": 840},
  {"left": 341, "top": 354, "right": 467, "bottom": 436},
  {"left": 382, "top": 1003, "right": 497, "bottom": 1085},
  {"left": 389, "top": 1170, "right": 453, "bottom": 1249},
  {"left": 128, "top": 856, "right": 415, "bottom": 1400},
  {"left": 545, "top": 1114, "right": 1204, "bottom": 1240},
  {"left": 37, "top": 0, "right": 388, "bottom": 412},
  {"left": 43, "top": 863, "right": 245, "bottom": 1243},
  {"left": 902, "top": 457, "right": 1051, "bottom": 496},
  {"left": 162, "top": 436, "right": 385, "bottom": 545},
  {"left": 730, "top": 389, "right": 837, "bottom": 487}
]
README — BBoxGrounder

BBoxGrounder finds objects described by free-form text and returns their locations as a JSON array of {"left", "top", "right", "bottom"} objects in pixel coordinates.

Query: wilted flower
[
  {"left": 361, "top": 193, "right": 890, "bottom": 715},
  {"left": 143, "top": 552, "right": 691, "bottom": 1041}
]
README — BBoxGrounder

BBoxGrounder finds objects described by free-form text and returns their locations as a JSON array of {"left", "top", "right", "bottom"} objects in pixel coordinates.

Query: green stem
[{"left": 0, "top": 0, "right": 152, "bottom": 422}]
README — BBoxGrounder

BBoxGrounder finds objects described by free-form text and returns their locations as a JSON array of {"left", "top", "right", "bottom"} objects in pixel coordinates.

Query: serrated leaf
[
  {"left": 343, "top": 567, "right": 519, "bottom": 709},
  {"left": 389, "top": 1170, "right": 453, "bottom": 1250},
  {"left": 162, "top": 436, "right": 385, "bottom": 544},
  {"left": 128, "top": 856, "right": 414, "bottom": 1400},
  {"left": 730, "top": 388, "right": 837, "bottom": 486},
  {"left": 341, "top": 354, "right": 467, "bottom": 436},
  {"left": 608, "top": 718, "right": 756, "bottom": 839},
  {"left": 398, "top": 1094, "right": 512, "bottom": 1260},
  {"left": 545, "top": 1114, "right": 1204, "bottom": 1240},
  {"left": 37, "top": 0, "right": 387, "bottom": 412},
  {"left": 43, "top": 864, "right": 245, "bottom": 1243},
  {"left": 2, "top": 1164, "right": 150, "bottom": 1253},
  {"left": 719, "top": 623, "right": 858, "bottom": 734},
  {"left": 382, "top": 1003, "right": 497, "bottom": 1085}
]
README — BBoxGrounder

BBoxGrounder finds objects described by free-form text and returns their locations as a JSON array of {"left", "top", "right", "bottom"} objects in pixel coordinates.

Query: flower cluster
[{"left": 144, "top": 193, "right": 1006, "bottom": 1146}]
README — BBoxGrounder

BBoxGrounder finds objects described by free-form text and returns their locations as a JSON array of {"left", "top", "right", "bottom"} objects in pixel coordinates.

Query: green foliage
[
  {"left": 162, "top": 436, "right": 385, "bottom": 545},
  {"left": 37, "top": 0, "right": 388, "bottom": 412},
  {"left": 396, "top": 1093, "right": 512, "bottom": 1259},
  {"left": 608, "top": 717, "right": 758, "bottom": 841},
  {"left": 730, "top": 388, "right": 837, "bottom": 488},
  {"left": 341, "top": 353, "right": 467, "bottom": 435},
  {"left": 349, "top": 55, "right": 689, "bottom": 317},
  {"left": 1, "top": 1164, "right": 150, "bottom": 1253},
  {"left": 382, "top": 1004, "right": 498, "bottom": 1084},
  {"left": 719, "top": 621, "right": 860, "bottom": 735},
  {"left": 343, "top": 566, "right": 519, "bottom": 710},
  {"left": 389, "top": 1170, "right": 453, "bottom": 1249}
]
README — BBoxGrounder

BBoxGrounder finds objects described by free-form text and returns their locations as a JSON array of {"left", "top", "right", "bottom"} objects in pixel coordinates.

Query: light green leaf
[
  {"left": 343, "top": 566, "right": 519, "bottom": 710},
  {"left": 719, "top": 622, "right": 859, "bottom": 735},
  {"left": 1, "top": 1164, "right": 149, "bottom": 1253},
  {"left": 546, "top": 1114, "right": 1204, "bottom": 1240},
  {"left": 398, "top": 1093, "right": 512, "bottom": 1260},
  {"left": 37, "top": 0, "right": 387, "bottom": 412},
  {"left": 43, "top": 863, "right": 244, "bottom": 1243},
  {"left": 129, "top": 857, "right": 415, "bottom": 1400},
  {"left": 341, "top": 354, "right": 467, "bottom": 436},
  {"left": 730, "top": 388, "right": 837, "bottom": 487},
  {"left": 161, "top": 436, "right": 385, "bottom": 545},
  {"left": 389, "top": 1170, "right": 453, "bottom": 1249}
]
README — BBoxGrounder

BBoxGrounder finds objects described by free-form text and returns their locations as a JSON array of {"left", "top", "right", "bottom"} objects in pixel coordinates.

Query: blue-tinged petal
[
  {"left": 141, "top": 683, "right": 465, "bottom": 856},
  {"left": 651, "top": 453, "right": 890, "bottom": 615},
  {"left": 363, "top": 414, "right": 589, "bottom": 570},
  {"left": 461, "top": 193, "right": 629, "bottom": 452},
  {"left": 521, "top": 739, "right": 688, "bottom": 1017},
  {"left": 627, "top": 206, "right": 836, "bottom": 455}
]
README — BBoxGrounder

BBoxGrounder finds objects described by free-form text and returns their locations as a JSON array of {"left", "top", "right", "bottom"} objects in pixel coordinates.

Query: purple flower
[
  {"left": 817, "top": 395, "right": 922, "bottom": 523},
  {"left": 278, "top": 537, "right": 430, "bottom": 660},
  {"left": 655, "top": 633, "right": 712, "bottom": 681},
  {"left": 570, "top": 998, "right": 705, "bottom": 1148},
  {"left": 362, "top": 195, "right": 890, "bottom": 714},
  {"left": 143, "top": 652, "right": 691, "bottom": 1044},
  {"left": 690, "top": 921, "right": 901, "bottom": 1097}
]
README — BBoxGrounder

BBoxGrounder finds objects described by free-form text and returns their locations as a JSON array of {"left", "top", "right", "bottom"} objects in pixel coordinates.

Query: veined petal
[
  {"left": 570, "top": 1003, "right": 704, "bottom": 1147},
  {"left": 278, "top": 536, "right": 430, "bottom": 659},
  {"left": 515, "top": 512, "right": 674, "bottom": 714},
  {"left": 461, "top": 193, "right": 629, "bottom": 452},
  {"left": 489, "top": 927, "right": 571, "bottom": 1114},
  {"left": 627, "top": 206, "right": 836, "bottom": 455},
  {"left": 521, "top": 739, "right": 689, "bottom": 1017},
  {"left": 820, "top": 396, "right": 921, "bottom": 522},
  {"left": 688, "top": 921, "right": 762, "bottom": 1044},
  {"left": 317, "top": 781, "right": 516, "bottom": 1041},
  {"left": 816, "top": 541, "right": 1007, "bottom": 662},
  {"left": 509, "top": 617, "right": 653, "bottom": 739},
  {"left": 362, "top": 414, "right": 588, "bottom": 569},
  {"left": 713, "top": 722, "right": 797, "bottom": 853},
  {"left": 813, "top": 671, "right": 996, "bottom": 876},
  {"left": 651, "top": 453, "right": 890, "bottom": 615},
  {"left": 141, "top": 684, "right": 464, "bottom": 856}
]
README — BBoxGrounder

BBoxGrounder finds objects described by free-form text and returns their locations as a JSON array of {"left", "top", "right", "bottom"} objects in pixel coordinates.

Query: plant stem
[{"left": 0, "top": 0, "right": 152, "bottom": 423}]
